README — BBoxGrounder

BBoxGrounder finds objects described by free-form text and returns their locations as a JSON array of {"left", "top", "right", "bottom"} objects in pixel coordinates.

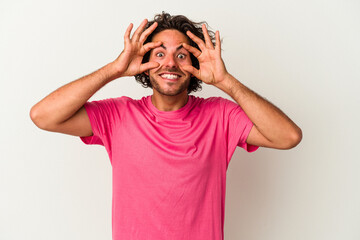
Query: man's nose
[{"left": 164, "top": 54, "right": 178, "bottom": 68}]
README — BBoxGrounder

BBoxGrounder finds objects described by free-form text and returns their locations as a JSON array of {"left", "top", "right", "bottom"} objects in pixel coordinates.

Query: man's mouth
[{"left": 159, "top": 73, "right": 181, "bottom": 80}]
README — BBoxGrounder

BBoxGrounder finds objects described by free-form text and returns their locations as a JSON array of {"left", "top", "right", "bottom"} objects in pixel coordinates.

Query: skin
[
  {"left": 29, "top": 18, "right": 302, "bottom": 149},
  {"left": 182, "top": 24, "right": 302, "bottom": 149},
  {"left": 29, "top": 19, "right": 162, "bottom": 137},
  {"left": 146, "top": 29, "right": 193, "bottom": 111}
]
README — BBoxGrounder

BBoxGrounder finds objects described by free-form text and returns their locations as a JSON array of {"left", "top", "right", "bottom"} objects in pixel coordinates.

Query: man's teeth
[{"left": 161, "top": 74, "right": 180, "bottom": 80}]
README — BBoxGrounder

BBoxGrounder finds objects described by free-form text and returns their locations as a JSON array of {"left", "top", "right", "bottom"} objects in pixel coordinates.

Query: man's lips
[{"left": 159, "top": 72, "right": 182, "bottom": 81}]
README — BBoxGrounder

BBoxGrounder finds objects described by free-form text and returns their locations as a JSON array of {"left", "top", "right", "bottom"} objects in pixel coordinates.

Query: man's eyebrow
[
  {"left": 159, "top": 44, "right": 186, "bottom": 51},
  {"left": 176, "top": 45, "right": 185, "bottom": 51}
]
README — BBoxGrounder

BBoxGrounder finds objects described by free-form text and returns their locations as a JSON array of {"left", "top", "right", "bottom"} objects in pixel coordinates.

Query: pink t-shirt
[{"left": 80, "top": 95, "right": 258, "bottom": 240}]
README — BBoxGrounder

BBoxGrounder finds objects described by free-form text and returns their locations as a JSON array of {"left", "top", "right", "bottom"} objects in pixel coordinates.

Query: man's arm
[
  {"left": 30, "top": 19, "right": 161, "bottom": 137},
  {"left": 182, "top": 24, "right": 302, "bottom": 149},
  {"left": 213, "top": 74, "right": 302, "bottom": 149},
  {"left": 30, "top": 64, "right": 117, "bottom": 137}
]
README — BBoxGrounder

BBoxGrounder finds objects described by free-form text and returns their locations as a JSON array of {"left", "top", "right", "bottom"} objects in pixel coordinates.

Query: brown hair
[{"left": 135, "top": 12, "right": 216, "bottom": 94}]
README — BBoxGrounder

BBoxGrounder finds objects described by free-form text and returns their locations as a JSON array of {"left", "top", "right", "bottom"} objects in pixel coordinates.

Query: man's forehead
[{"left": 152, "top": 29, "right": 190, "bottom": 45}]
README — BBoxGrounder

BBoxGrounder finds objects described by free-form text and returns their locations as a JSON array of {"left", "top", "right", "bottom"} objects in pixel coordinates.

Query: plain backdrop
[{"left": 1, "top": 0, "right": 359, "bottom": 239}]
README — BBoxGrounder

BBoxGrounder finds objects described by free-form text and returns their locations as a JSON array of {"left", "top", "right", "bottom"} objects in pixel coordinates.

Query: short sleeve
[
  {"left": 221, "top": 97, "right": 259, "bottom": 160},
  {"left": 80, "top": 98, "right": 120, "bottom": 157}
]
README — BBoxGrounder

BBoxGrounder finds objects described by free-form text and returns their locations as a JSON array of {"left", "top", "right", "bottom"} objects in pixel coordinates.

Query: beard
[{"left": 149, "top": 70, "right": 191, "bottom": 97}]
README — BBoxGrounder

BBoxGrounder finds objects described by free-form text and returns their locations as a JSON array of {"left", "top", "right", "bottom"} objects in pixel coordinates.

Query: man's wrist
[
  {"left": 103, "top": 61, "right": 124, "bottom": 82},
  {"left": 214, "top": 73, "right": 237, "bottom": 93}
]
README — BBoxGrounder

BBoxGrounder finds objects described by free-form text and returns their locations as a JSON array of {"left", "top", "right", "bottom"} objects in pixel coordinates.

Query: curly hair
[{"left": 135, "top": 12, "right": 216, "bottom": 94}]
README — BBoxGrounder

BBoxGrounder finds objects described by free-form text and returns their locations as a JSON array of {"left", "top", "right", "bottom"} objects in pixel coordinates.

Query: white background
[{"left": 1, "top": 0, "right": 359, "bottom": 239}]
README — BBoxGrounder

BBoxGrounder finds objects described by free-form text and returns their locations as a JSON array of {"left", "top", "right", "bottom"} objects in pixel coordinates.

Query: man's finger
[
  {"left": 139, "top": 22, "right": 158, "bottom": 43},
  {"left": 132, "top": 19, "right": 148, "bottom": 42},
  {"left": 142, "top": 41, "right": 162, "bottom": 55},
  {"left": 182, "top": 65, "right": 200, "bottom": 80},
  {"left": 215, "top": 30, "right": 221, "bottom": 53},
  {"left": 182, "top": 43, "right": 201, "bottom": 58},
  {"left": 186, "top": 31, "right": 205, "bottom": 50},
  {"left": 124, "top": 23, "right": 133, "bottom": 44},
  {"left": 202, "top": 24, "right": 214, "bottom": 49},
  {"left": 140, "top": 61, "right": 160, "bottom": 73}
]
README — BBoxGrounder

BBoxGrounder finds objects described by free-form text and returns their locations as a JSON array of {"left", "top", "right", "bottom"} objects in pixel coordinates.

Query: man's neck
[{"left": 151, "top": 91, "right": 189, "bottom": 112}]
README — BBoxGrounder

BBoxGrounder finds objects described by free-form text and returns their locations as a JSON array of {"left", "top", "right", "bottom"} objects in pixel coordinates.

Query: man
[{"left": 30, "top": 12, "right": 301, "bottom": 240}]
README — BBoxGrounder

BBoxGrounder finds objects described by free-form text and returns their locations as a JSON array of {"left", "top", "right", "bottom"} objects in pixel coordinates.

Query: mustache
[{"left": 158, "top": 67, "right": 185, "bottom": 75}]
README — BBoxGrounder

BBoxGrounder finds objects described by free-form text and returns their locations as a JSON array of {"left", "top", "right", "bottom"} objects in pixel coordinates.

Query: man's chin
[
  {"left": 154, "top": 89, "right": 187, "bottom": 97},
  {"left": 150, "top": 77, "right": 190, "bottom": 97}
]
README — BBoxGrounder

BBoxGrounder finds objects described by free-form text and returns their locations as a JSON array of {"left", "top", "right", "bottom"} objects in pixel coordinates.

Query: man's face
[{"left": 147, "top": 29, "right": 193, "bottom": 96}]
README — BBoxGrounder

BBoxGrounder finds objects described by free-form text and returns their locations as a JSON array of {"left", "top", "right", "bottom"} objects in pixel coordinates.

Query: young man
[{"left": 30, "top": 12, "right": 302, "bottom": 240}]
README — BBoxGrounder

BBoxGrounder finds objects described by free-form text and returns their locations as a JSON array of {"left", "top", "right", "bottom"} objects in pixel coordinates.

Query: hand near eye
[
  {"left": 182, "top": 24, "right": 229, "bottom": 86},
  {"left": 113, "top": 19, "right": 162, "bottom": 78}
]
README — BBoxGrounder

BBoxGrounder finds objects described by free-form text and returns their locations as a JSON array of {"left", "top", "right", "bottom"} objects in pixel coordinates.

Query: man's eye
[
  {"left": 177, "top": 53, "right": 186, "bottom": 59},
  {"left": 156, "top": 52, "right": 164, "bottom": 57}
]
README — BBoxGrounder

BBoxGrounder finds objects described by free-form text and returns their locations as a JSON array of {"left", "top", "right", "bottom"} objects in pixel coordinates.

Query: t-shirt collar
[{"left": 146, "top": 94, "right": 193, "bottom": 119}]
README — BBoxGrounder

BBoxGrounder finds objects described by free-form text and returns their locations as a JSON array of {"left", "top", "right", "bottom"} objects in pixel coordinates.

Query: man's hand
[
  {"left": 184, "top": 24, "right": 302, "bottom": 149},
  {"left": 113, "top": 19, "right": 162, "bottom": 78},
  {"left": 182, "top": 24, "right": 229, "bottom": 85},
  {"left": 30, "top": 19, "right": 162, "bottom": 137}
]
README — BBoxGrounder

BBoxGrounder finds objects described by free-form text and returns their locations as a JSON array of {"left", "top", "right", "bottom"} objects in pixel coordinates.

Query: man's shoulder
[
  {"left": 192, "top": 95, "right": 233, "bottom": 106},
  {"left": 191, "top": 95, "right": 242, "bottom": 115},
  {"left": 99, "top": 95, "right": 147, "bottom": 105},
  {"left": 86, "top": 96, "right": 148, "bottom": 111}
]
